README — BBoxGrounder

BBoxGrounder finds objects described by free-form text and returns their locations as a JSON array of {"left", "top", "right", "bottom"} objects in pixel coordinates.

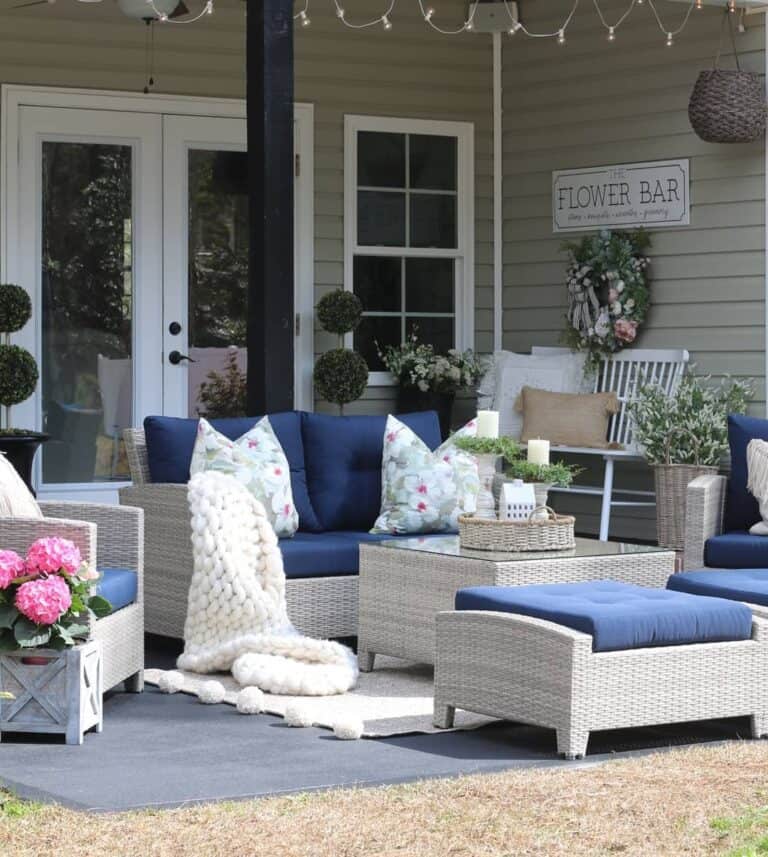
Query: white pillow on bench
[{"left": 477, "top": 350, "right": 589, "bottom": 440}]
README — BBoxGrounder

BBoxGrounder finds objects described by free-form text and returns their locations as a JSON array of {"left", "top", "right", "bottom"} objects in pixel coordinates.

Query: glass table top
[{"left": 375, "top": 536, "right": 672, "bottom": 564}]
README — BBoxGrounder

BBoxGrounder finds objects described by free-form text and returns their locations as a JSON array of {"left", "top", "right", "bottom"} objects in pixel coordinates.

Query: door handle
[{"left": 168, "top": 350, "right": 196, "bottom": 365}]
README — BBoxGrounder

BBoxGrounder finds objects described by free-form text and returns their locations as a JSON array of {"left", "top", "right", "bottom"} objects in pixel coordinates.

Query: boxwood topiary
[
  {"left": 313, "top": 348, "right": 368, "bottom": 409},
  {"left": 0, "top": 284, "right": 32, "bottom": 334},
  {"left": 316, "top": 290, "right": 363, "bottom": 337},
  {"left": 0, "top": 344, "right": 38, "bottom": 407}
]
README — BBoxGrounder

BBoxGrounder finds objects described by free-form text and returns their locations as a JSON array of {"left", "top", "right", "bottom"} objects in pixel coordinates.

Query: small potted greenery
[
  {"left": 313, "top": 290, "right": 369, "bottom": 415},
  {"left": 378, "top": 332, "right": 483, "bottom": 439},
  {"left": 630, "top": 371, "right": 753, "bottom": 550},
  {"left": 0, "top": 284, "right": 47, "bottom": 493}
]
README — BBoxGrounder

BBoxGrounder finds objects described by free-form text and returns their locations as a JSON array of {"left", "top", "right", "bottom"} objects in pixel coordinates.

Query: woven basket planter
[
  {"left": 689, "top": 69, "right": 766, "bottom": 144},
  {"left": 654, "top": 464, "right": 719, "bottom": 551},
  {"left": 459, "top": 507, "right": 575, "bottom": 553}
]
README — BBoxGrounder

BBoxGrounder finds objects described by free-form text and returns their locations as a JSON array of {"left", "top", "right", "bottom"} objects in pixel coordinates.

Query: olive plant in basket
[
  {"left": 0, "top": 284, "right": 47, "bottom": 491},
  {"left": 313, "top": 290, "right": 369, "bottom": 415},
  {"left": 629, "top": 371, "right": 753, "bottom": 550},
  {"left": 0, "top": 537, "right": 111, "bottom": 652}
]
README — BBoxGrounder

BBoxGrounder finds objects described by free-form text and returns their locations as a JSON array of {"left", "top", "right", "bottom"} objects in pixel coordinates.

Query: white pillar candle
[
  {"left": 527, "top": 438, "right": 550, "bottom": 466},
  {"left": 476, "top": 410, "right": 500, "bottom": 439}
]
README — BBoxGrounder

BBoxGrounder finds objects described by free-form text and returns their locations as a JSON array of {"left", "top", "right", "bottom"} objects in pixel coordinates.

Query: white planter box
[{"left": 0, "top": 640, "right": 103, "bottom": 745}]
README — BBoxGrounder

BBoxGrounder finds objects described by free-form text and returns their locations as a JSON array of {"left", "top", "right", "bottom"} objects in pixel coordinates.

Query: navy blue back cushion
[
  {"left": 724, "top": 414, "right": 768, "bottom": 532},
  {"left": 143, "top": 413, "right": 322, "bottom": 532},
  {"left": 302, "top": 411, "right": 442, "bottom": 532}
]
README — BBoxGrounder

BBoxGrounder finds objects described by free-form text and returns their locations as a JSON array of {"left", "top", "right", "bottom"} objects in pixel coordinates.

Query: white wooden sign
[{"left": 552, "top": 160, "right": 690, "bottom": 233}]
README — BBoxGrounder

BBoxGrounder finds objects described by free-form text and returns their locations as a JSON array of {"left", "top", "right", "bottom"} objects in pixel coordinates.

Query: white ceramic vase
[{"left": 473, "top": 453, "right": 500, "bottom": 519}]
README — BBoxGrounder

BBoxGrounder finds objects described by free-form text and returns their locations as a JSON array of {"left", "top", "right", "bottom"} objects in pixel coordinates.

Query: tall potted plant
[
  {"left": 378, "top": 333, "right": 483, "bottom": 439},
  {"left": 313, "top": 290, "right": 369, "bottom": 415},
  {"left": 630, "top": 372, "right": 752, "bottom": 550},
  {"left": 0, "top": 284, "right": 47, "bottom": 493}
]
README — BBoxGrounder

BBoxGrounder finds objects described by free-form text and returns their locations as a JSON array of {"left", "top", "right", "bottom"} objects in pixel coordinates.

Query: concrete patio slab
[{"left": 0, "top": 639, "right": 755, "bottom": 812}]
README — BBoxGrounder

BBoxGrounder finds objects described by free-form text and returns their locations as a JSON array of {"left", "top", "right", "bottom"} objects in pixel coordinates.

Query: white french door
[{"left": 3, "top": 88, "right": 314, "bottom": 502}]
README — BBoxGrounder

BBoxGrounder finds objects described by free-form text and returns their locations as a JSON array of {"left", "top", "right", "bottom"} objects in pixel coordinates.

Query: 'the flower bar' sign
[{"left": 552, "top": 160, "right": 690, "bottom": 233}]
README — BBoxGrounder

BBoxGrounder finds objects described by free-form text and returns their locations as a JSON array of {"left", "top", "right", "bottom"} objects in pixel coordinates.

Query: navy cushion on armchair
[
  {"left": 143, "top": 413, "right": 322, "bottom": 532},
  {"left": 668, "top": 568, "right": 768, "bottom": 607},
  {"left": 724, "top": 414, "right": 768, "bottom": 532},
  {"left": 302, "top": 411, "right": 442, "bottom": 532},
  {"left": 705, "top": 532, "right": 768, "bottom": 569}
]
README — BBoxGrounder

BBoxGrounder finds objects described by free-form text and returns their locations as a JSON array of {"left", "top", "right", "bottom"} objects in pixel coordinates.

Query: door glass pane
[
  {"left": 187, "top": 149, "right": 249, "bottom": 419},
  {"left": 41, "top": 141, "right": 133, "bottom": 484}
]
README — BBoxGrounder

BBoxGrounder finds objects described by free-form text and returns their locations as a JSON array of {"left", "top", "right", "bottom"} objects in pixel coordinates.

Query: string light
[
  {"left": 298, "top": 0, "right": 714, "bottom": 51},
  {"left": 146, "top": 0, "right": 213, "bottom": 24},
  {"left": 728, "top": 0, "right": 736, "bottom": 11}
]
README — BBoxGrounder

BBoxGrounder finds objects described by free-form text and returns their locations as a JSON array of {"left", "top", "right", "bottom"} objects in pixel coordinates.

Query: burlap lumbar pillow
[{"left": 516, "top": 387, "right": 620, "bottom": 449}]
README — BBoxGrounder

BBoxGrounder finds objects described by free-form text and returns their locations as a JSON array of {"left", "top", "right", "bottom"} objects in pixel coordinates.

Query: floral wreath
[{"left": 562, "top": 229, "right": 651, "bottom": 366}]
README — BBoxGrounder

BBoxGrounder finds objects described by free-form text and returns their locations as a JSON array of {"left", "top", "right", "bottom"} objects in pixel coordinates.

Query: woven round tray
[{"left": 458, "top": 506, "right": 576, "bottom": 553}]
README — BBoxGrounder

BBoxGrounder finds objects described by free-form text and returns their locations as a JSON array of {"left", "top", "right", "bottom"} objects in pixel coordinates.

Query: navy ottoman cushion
[
  {"left": 302, "top": 411, "right": 442, "bottom": 532},
  {"left": 143, "top": 412, "right": 322, "bottom": 532},
  {"left": 668, "top": 568, "right": 768, "bottom": 607},
  {"left": 705, "top": 532, "right": 768, "bottom": 569},
  {"left": 725, "top": 414, "right": 768, "bottom": 532},
  {"left": 455, "top": 580, "right": 752, "bottom": 652},
  {"left": 97, "top": 568, "right": 138, "bottom": 614}
]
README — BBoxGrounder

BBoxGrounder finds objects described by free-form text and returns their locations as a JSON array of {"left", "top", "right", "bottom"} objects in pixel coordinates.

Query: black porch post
[{"left": 246, "top": 0, "right": 295, "bottom": 414}]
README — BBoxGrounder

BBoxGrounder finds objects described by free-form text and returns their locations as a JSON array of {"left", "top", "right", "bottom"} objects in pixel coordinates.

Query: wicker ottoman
[{"left": 433, "top": 582, "right": 768, "bottom": 759}]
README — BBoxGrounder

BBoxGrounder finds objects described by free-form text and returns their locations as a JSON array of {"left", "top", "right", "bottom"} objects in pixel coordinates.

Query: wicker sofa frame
[
  {"left": 0, "top": 502, "right": 144, "bottom": 693},
  {"left": 120, "top": 428, "right": 358, "bottom": 640},
  {"left": 434, "top": 609, "right": 768, "bottom": 759}
]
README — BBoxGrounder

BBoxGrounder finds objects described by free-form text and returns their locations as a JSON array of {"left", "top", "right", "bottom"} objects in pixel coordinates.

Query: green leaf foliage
[
  {"left": 87, "top": 595, "right": 112, "bottom": 619},
  {"left": 453, "top": 436, "right": 521, "bottom": 462},
  {"left": 0, "top": 284, "right": 32, "bottom": 334},
  {"left": 313, "top": 348, "right": 369, "bottom": 408},
  {"left": 316, "top": 290, "right": 363, "bottom": 336},
  {"left": 0, "top": 344, "right": 38, "bottom": 408},
  {"left": 503, "top": 458, "right": 582, "bottom": 488},
  {"left": 0, "top": 603, "right": 17, "bottom": 630},
  {"left": 13, "top": 618, "right": 51, "bottom": 649}
]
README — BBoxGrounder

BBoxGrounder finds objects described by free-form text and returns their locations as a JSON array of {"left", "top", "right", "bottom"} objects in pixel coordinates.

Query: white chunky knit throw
[
  {"left": 177, "top": 471, "right": 358, "bottom": 696},
  {"left": 747, "top": 439, "right": 768, "bottom": 536}
]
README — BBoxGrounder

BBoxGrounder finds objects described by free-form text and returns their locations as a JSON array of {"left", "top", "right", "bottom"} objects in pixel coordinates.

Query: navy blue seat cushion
[
  {"left": 668, "top": 568, "right": 768, "bottom": 607},
  {"left": 279, "top": 531, "right": 446, "bottom": 579},
  {"left": 455, "top": 580, "right": 752, "bottom": 653},
  {"left": 704, "top": 532, "right": 768, "bottom": 569},
  {"left": 725, "top": 414, "right": 768, "bottom": 532},
  {"left": 143, "top": 413, "right": 322, "bottom": 532},
  {"left": 301, "top": 411, "right": 442, "bottom": 532},
  {"left": 97, "top": 568, "right": 138, "bottom": 613}
]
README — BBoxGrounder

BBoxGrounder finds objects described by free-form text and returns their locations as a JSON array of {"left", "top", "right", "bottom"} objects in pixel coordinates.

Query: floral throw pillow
[
  {"left": 371, "top": 416, "right": 479, "bottom": 535},
  {"left": 190, "top": 417, "right": 299, "bottom": 538}
]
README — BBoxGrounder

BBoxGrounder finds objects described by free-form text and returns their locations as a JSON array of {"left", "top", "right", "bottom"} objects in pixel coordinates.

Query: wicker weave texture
[
  {"left": 458, "top": 510, "right": 575, "bottom": 552},
  {"left": 358, "top": 543, "right": 676, "bottom": 668},
  {"left": 119, "top": 482, "right": 358, "bottom": 640},
  {"left": 689, "top": 69, "right": 766, "bottom": 144},
  {"left": 654, "top": 464, "right": 718, "bottom": 551},
  {"left": 434, "top": 610, "right": 768, "bottom": 758},
  {"left": 683, "top": 473, "right": 728, "bottom": 570}
]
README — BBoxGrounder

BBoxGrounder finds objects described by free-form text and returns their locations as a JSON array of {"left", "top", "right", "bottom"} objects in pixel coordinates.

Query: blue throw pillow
[
  {"left": 724, "top": 414, "right": 768, "bottom": 532},
  {"left": 143, "top": 413, "right": 322, "bottom": 532},
  {"left": 302, "top": 411, "right": 442, "bottom": 532}
]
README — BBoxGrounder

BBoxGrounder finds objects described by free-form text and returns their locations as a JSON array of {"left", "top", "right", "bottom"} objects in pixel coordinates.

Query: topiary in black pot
[
  {"left": 0, "top": 284, "right": 47, "bottom": 494},
  {"left": 313, "top": 290, "right": 368, "bottom": 415}
]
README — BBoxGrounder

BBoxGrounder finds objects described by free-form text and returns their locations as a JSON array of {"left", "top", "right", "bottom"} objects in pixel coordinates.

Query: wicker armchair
[
  {"left": 0, "top": 502, "right": 144, "bottom": 692},
  {"left": 683, "top": 474, "right": 728, "bottom": 570}
]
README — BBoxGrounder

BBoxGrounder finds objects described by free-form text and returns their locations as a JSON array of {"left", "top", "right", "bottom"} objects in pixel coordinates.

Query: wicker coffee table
[{"left": 357, "top": 536, "right": 676, "bottom": 670}]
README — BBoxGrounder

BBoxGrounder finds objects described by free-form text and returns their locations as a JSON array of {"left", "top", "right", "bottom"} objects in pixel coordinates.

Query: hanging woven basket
[{"left": 688, "top": 12, "right": 766, "bottom": 144}]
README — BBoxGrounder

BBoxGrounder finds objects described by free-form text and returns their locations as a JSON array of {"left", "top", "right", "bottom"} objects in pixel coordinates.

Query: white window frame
[{"left": 344, "top": 114, "right": 474, "bottom": 386}]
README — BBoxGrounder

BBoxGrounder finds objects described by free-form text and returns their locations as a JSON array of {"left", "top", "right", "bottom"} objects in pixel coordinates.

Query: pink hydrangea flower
[
  {"left": 614, "top": 319, "right": 638, "bottom": 344},
  {"left": 15, "top": 576, "right": 72, "bottom": 626},
  {"left": 25, "top": 537, "right": 82, "bottom": 577},
  {"left": 0, "top": 550, "right": 25, "bottom": 590}
]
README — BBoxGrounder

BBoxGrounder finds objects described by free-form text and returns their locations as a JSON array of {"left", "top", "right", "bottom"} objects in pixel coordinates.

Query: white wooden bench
[{"left": 530, "top": 347, "right": 690, "bottom": 541}]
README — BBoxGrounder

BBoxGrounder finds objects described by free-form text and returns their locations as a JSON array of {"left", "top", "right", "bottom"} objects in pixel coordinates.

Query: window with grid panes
[{"left": 346, "top": 118, "right": 472, "bottom": 377}]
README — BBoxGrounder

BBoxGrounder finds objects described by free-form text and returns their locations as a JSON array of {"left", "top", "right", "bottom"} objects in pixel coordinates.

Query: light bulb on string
[
  {"left": 381, "top": 13, "right": 392, "bottom": 30},
  {"left": 557, "top": 28, "right": 566, "bottom": 45},
  {"left": 666, "top": 31, "right": 674, "bottom": 46},
  {"left": 508, "top": 21, "right": 521, "bottom": 35},
  {"left": 424, "top": 7, "right": 434, "bottom": 21},
  {"left": 728, "top": 0, "right": 736, "bottom": 12},
  {"left": 607, "top": 26, "right": 615, "bottom": 41},
  {"left": 465, "top": 19, "right": 473, "bottom": 30},
  {"left": 336, "top": 6, "right": 345, "bottom": 18},
  {"left": 299, "top": 9, "right": 310, "bottom": 26},
  {"left": 695, "top": 0, "right": 702, "bottom": 8}
]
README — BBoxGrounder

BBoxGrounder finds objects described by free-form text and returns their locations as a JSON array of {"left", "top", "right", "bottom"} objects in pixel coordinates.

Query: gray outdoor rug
[{"left": 145, "top": 655, "right": 495, "bottom": 737}]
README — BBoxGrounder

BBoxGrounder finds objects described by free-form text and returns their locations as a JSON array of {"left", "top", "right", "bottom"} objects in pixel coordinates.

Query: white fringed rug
[{"left": 145, "top": 656, "right": 496, "bottom": 738}]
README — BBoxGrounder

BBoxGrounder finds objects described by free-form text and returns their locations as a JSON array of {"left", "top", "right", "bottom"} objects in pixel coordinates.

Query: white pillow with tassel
[{"left": 747, "top": 438, "right": 768, "bottom": 536}]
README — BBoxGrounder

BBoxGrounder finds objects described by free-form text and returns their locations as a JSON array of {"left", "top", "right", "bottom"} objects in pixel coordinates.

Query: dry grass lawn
[{"left": 3, "top": 741, "right": 768, "bottom": 857}]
